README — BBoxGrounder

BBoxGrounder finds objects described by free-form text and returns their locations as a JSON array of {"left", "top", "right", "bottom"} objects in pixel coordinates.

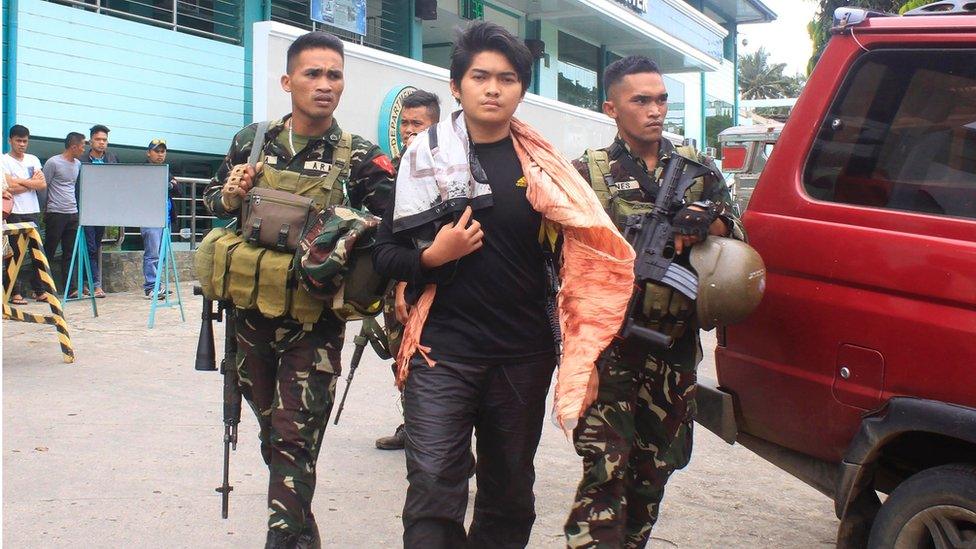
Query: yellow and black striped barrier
[{"left": 3, "top": 222, "right": 74, "bottom": 363}]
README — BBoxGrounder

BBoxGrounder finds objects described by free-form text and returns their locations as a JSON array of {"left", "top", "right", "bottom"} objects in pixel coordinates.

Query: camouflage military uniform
[
  {"left": 204, "top": 115, "right": 393, "bottom": 537},
  {"left": 564, "top": 137, "right": 744, "bottom": 548}
]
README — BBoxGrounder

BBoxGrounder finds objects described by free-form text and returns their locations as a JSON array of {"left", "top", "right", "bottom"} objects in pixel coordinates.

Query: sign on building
[
  {"left": 310, "top": 0, "right": 367, "bottom": 36},
  {"left": 613, "top": 0, "right": 647, "bottom": 13}
]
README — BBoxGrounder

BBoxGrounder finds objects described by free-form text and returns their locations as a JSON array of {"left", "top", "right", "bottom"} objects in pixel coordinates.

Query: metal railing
[
  {"left": 46, "top": 0, "right": 243, "bottom": 44},
  {"left": 104, "top": 176, "right": 218, "bottom": 251}
]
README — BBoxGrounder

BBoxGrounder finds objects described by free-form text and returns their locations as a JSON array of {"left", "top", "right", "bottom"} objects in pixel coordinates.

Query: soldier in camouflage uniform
[
  {"left": 375, "top": 89, "right": 441, "bottom": 451},
  {"left": 564, "top": 56, "right": 745, "bottom": 548},
  {"left": 203, "top": 32, "right": 394, "bottom": 549}
]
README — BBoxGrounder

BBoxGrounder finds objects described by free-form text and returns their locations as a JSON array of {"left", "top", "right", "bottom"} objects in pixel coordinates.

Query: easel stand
[
  {"left": 147, "top": 222, "right": 185, "bottom": 328},
  {"left": 3, "top": 221, "right": 75, "bottom": 363},
  {"left": 63, "top": 226, "right": 98, "bottom": 317}
]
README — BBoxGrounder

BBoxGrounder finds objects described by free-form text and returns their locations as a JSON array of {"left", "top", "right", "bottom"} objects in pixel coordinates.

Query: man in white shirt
[{"left": 1, "top": 125, "right": 47, "bottom": 304}]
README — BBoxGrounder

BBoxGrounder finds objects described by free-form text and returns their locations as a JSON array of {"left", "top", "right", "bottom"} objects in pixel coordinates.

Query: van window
[{"left": 803, "top": 50, "right": 976, "bottom": 219}]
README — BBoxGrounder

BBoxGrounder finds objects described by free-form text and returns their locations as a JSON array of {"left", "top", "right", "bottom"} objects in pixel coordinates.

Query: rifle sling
[{"left": 611, "top": 143, "right": 660, "bottom": 200}]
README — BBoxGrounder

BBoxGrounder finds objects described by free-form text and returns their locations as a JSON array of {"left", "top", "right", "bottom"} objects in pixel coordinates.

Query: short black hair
[
  {"left": 402, "top": 90, "right": 441, "bottom": 123},
  {"left": 604, "top": 55, "right": 661, "bottom": 97},
  {"left": 450, "top": 21, "right": 533, "bottom": 94},
  {"left": 8, "top": 125, "right": 30, "bottom": 139},
  {"left": 287, "top": 31, "right": 344, "bottom": 73},
  {"left": 65, "top": 132, "right": 85, "bottom": 149},
  {"left": 90, "top": 124, "right": 110, "bottom": 137}
]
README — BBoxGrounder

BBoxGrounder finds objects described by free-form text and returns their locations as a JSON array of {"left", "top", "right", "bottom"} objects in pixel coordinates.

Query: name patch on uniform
[
  {"left": 265, "top": 155, "right": 278, "bottom": 166},
  {"left": 615, "top": 181, "right": 640, "bottom": 191},
  {"left": 304, "top": 161, "right": 331, "bottom": 172}
]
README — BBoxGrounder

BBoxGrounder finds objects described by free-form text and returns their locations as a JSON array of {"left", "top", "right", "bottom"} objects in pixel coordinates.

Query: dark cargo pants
[
  {"left": 235, "top": 309, "right": 343, "bottom": 535},
  {"left": 564, "top": 342, "right": 697, "bottom": 549},
  {"left": 402, "top": 355, "right": 557, "bottom": 549}
]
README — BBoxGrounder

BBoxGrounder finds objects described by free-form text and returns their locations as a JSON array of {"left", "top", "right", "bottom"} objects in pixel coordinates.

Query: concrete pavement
[{"left": 3, "top": 290, "right": 838, "bottom": 547}]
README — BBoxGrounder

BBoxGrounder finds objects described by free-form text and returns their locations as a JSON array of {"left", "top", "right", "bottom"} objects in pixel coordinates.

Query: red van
[{"left": 697, "top": 4, "right": 976, "bottom": 547}]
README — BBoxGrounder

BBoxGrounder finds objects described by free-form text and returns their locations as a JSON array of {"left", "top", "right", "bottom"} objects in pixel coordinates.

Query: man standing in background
[
  {"left": 142, "top": 139, "right": 180, "bottom": 299},
  {"left": 82, "top": 124, "right": 118, "bottom": 298},
  {"left": 1, "top": 125, "right": 47, "bottom": 304},
  {"left": 42, "top": 132, "right": 86, "bottom": 295},
  {"left": 375, "top": 88, "right": 441, "bottom": 451}
]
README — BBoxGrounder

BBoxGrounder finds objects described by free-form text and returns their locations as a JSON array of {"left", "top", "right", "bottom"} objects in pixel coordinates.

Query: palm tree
[{"left": 739, "top": 48, "right": 793, "bottom": 100}]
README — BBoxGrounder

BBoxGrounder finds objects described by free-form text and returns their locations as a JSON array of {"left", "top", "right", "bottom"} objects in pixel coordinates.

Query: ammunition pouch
[
  {"left": 194, "top": 228, "right": 325, "bottom": 324},
  {"left": 194, "top": 124, "right": 360, "bottom": 324},
  {"left": 640, "top": 281, "right": 694, "bottom": 340}
]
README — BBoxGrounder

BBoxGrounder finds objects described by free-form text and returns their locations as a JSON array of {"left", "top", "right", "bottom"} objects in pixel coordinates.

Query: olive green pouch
[
  {"left": 256, "top": 250, "right": 292, "bottom": 318},
  {"left": 212, "top": 232, "right": 245, "bottom": 301},
  {"left": 227, "top": 242, "right": 265, "bottom": 309}
]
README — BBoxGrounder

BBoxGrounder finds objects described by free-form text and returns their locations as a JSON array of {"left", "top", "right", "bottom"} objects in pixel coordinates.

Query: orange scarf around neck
[{"left": 395, "top": 117, "right": 635, "bottom": 432}]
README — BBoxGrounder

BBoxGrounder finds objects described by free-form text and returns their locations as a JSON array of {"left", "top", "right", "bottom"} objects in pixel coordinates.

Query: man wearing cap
[{"left": 141, "top": 139, "right": 181, "bottom": 299}]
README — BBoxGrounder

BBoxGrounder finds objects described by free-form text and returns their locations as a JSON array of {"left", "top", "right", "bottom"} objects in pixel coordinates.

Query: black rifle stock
[
  {"left": 194, "top": 286, "right": 241, "bottom": 519},
  {"left": 615, "top": 154, "right": 713, "bottom": 350}
]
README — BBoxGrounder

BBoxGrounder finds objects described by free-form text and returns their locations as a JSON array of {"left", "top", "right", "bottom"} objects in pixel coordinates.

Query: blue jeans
[
  {"left": 83, "top": 226, "right": 105, "bottom": 289},
  {"left": 140, "top": 227, "right": 164, "bottom": 292}
]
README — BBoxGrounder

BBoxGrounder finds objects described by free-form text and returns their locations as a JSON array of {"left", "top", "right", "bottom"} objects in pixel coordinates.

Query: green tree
[
  {"left": 806, "top": 1, "right": 915, "bottom": 74},
  {"left": 738, "top": 49, "right": 807, "bottom": 122},
  {"left": 739, "top": 48, "right": 793, "bottom": 100},
  {"left": 898, "top": 0, "right": 931, "bottom": 12}
]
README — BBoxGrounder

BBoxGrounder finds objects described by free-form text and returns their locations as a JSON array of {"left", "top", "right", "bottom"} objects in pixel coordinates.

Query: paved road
[{"left": 3, "top": 291, "right": 838, "bottom": 547}]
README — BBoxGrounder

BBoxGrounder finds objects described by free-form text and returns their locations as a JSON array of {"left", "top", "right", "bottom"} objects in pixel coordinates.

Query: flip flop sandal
[
  {"left": 94, "top": 289, "right": 107, "bottom": 298},
  {"left": 10, "top": 296, "right": 29, "bottom": 305}
]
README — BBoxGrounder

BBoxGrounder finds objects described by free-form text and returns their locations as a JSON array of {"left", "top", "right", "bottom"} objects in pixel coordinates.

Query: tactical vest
[
  {"left": 197, "top": 122, "right": 354, "bottom": 325},
  {"left": 585, "top": 144, "right": 708, "bottom": 341}
]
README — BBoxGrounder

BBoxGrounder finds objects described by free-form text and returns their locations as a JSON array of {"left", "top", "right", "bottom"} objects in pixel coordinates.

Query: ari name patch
[{"left": 304, "top": 161, "right": 331, "bottom": 173}]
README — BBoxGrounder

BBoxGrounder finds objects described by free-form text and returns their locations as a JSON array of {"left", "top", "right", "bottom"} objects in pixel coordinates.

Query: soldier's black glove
[{"left": 672, "top": 200, "right": 724, "bottom": 240}]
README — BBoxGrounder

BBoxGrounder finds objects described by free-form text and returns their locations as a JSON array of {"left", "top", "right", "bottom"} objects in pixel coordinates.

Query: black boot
[
  {"left": 375, "top": 424, "right": 405, "bottom": 450},
  {"left": 265, "top": 529, "right": 299, "bottom": 549},
  {"left": 296, "top": 513, "right": 321, "bottom": 549}
]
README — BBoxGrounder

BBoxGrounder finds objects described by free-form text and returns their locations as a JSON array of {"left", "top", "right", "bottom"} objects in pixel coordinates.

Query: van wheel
[{"left": 867, "top": 463, "right": 976, "bottom": 549}]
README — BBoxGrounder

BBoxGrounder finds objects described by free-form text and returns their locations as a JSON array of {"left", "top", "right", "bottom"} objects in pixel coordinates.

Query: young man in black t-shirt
[{"left": 372, "top": 22, "right": 556, "bottom": 549}]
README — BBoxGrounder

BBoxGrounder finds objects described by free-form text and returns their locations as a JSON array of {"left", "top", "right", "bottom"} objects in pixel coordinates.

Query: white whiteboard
[{"left": 79, "top": 164, "right": 169, "bottom": 227}]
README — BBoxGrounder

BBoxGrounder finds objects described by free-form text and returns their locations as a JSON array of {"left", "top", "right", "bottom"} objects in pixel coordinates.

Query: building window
[
  {"left": 272, "top": 0, "right": 409, "bottom": 56},
  {"left": 663, "top": 75, "right": 685, "bottom": 136},
  {"left": 47, "top": 0, "right": 244, "bottom": 44},
  {"left": 557, "top": 32, "right": 600, "bottom": 111},
  {"left": 803, "top": 49, "right": 975, "bottom": 219}
]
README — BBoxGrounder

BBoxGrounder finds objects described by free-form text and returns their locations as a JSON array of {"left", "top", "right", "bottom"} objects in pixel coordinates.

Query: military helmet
[
  {"left": 690, "top": 237, "right": 766, "bottom": 330},
  {"left": 295, "top": 205, "right": 387, "bottom": 319}
]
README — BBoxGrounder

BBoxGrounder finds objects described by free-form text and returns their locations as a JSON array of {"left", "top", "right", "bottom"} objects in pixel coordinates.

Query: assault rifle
[
  {"left": 333, "top": 317, "right": 391, "bottom": 426},
  {"left": 194, "top": 286, "right": 240, "bottom": 519},
  {"left": 616, "top": 154, "right": 713, "bottom": 349}
]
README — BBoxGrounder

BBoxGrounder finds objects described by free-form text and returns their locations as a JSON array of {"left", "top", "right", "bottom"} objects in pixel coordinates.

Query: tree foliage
[
  {"left": 739, "top": 47, "right": 804, "bottom": 100},
  {"left": 738, "top": 48, "right": 807, "bottom": 121},
  {"left": 806, "top": 1, "right": 916, "bottom": 74}
]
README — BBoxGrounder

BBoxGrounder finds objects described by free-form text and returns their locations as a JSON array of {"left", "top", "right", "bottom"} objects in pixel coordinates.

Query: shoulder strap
[
  {"left": 248, "top": 121, "right": 270, "bottom": 168},
  {"left": 291, "top": 131, "right": 353, "bottom": 205},
  {"left": 586, "top": 149, "right": 613, "bottom": 210},
  {"left": 674, "top": 145, "right": 706, "bottom": 203},
  {"left": 325, "top": 131, "right": 353, "bottom": 206}
]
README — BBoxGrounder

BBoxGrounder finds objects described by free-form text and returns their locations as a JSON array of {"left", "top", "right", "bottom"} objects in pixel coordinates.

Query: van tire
[{"left": 867, "top": 463, "right": 976, "bottom": 549}]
